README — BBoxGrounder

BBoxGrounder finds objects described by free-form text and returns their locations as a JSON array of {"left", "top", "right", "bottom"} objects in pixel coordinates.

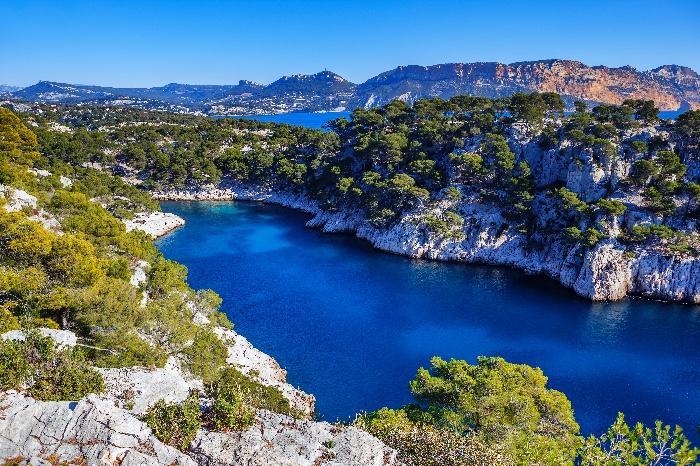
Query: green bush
[
  {"left": 209, "top": 366, "right": 291, "bottom": 416},
  {"left": 629, "top": 140, "right": 648, "bottom": 154},
  {"left": 208, "top": 385, "right": 256, "bottom": 432},
  {"left": 30, "top": 345, "right": 105, "bottom": 401},
  {"left": 182, "top": 328, "right": 229, "bottom": 383},
  {"left": 578, "top": 413, "right": 698, "bottom": 465},
  {"left": 596, "top": 199, "right": 626, "bottom": 216},
  {"left": 407, "top": 356, "right": 581, "bottom": 465},
  {"left": 354, "top": 407, "right": 512, "bottom": 466},
  {"left": 0, "top": 332, "right": 104, "bottom": 401},
  {"left": 143, "top": 395, "right": 202, "bottom": 451}
]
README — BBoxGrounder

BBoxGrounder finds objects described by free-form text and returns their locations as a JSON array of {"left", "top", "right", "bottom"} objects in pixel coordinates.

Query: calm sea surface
[
  {"left": 226, "top": 109, "right": 686, "bottom": 130},
  {"left": 156, "top": 201, "right": 700, "bottom": 439},
  {"left": 228, "top": 111, "right": 350, "bottom": 129}
]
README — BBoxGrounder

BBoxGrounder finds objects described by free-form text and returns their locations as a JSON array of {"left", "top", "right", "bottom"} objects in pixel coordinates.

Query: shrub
[
  {"left": 209, "top": 366, "right": 291, "bottom": 416},
  {"left": 629, "top": 140, "right": 648, "bottom": 154},
  {"left": 143, "top": 395, "right": 202, "bottom": 450},
  {"left": 0, "top": 332, "right": 104, "bottom": 401},
  {"left": 208, "top": 385, "right": 256, "bottom": 432},
  {"left": 408, "top": 356, "right": 581, "bottom": 465},
  {"left": 182, "top": 328, "right": 228, "bottom": 383},
  {"left": 30, "top": 346, "right": 105, "bottom": 401},
  {"left": 596, "top": 199, "right": 626, "bottom": 216},
  {"left": 577, "top": 413, "right": 698, "bottom": 465},
  {"left": 354, "top": 407, "right": 512, "bottom": 466},
  {"left": 423, "top": 211, "right": 465, "bottom": 240}
]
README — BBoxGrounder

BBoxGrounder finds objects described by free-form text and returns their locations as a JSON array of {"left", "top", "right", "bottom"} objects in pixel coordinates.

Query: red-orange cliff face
[{"left": 354, "top": 60, "right": 700, "bottom": 111}]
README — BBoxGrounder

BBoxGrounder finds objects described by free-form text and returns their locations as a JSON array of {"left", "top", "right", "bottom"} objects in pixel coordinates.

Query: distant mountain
[
  {"left": 351, "top": 60, "right": 700, "bottom": 110},
  {"left": 0, "top": 85, "right": 22, "bottom": 94},
  {"left": 9, "top": 60, "right": 700, "bottom": 114}
]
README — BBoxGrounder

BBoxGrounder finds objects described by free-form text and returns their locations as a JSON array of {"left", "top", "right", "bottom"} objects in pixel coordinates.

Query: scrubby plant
[
  {"left": 577, "top": 413, "right": 698, "bottom": 465},
  {"left": 0, "top": 332, "right": 104, "bottom": 401},
  {"left": 207, "top": 384, "right": 256, "bottom": 432},
  {"left": 182, "top": 328, "right": 229, "bottom": 383},
  {"left": 596, "top": 198, "right": 626, "bottom": 216},
  {"left": 354, "top": 407, "right": 513, "bottom": 466},
  {"left": 209, "top": 366, "right": 291, "bottom": 416},
  {"left": 143, "top": 394, "right": 202, "bottom": 451}
]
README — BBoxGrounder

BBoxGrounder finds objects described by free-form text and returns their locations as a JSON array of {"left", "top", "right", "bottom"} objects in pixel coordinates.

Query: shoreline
[{"left": 153, "top": 183, "right": 700, "bottom": 305}]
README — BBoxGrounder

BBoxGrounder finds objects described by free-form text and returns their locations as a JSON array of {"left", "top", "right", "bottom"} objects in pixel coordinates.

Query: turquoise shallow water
[{"left": 156, "top": 201, "right": 700, "bottom": 439}]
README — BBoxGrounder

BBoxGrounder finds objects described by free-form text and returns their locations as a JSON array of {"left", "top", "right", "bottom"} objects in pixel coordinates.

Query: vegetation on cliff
[
  {"left": 17, "top": 94, "right": 700, "bottom": 263},
  {"left": 1, "top": 102, "right": 699, "bottom": 463}
]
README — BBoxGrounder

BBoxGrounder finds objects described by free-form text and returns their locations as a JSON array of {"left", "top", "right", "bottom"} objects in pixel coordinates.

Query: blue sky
[{"left": 1, "top": 0, "right": 699, "bottom": 87}]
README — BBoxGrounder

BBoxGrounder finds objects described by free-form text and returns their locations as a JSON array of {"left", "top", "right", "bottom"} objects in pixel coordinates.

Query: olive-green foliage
[
  {"left": 356, "top": 357, "right": 698, "bottom": 466},
  {"left": 0, "top": 109, "right": 229, "bottom": 377},
  {"left": 0, "top": 332, "right": 104, "bottom": 401},
  {"left": 422, "top": 211, "right": 465, "bottom": 240},
  {"left": 577, "top": 413, "right": 698, "bottom": 466},
  {"left": 596, "top": 198, "right": 627, "bottom": 216},
  {"left": 201, "top": 365, "right": 297, "bottom": 432},
  {"left": 207, "top": 383, "right": 256, "bottom": 432},
  {"left": 182, "top": 328, "right": 228, "bottom": 383},
  {"left": 565, "top": 227, "right": 606, "bottom": 248},
  {"left": 143, "top": 395, "right": 202, "bottom": 451},
  {"left": 354, "top": 407, "right": 513, "bottom": 466},
  {"left": 208, "top": 366, "right": 292, "bottom": 416},
  {"left": 407, "top": 356, "right": 581, "bottom": 465},
  {"left": 625, "top": 225, "right": 699, "bottom": 256}
]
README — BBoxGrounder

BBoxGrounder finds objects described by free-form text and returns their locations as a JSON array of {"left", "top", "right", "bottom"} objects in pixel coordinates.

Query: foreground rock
[
  {"left": 0, "top": 392, "right": 400, "bottom": 466},
  {"left": 0, "top": 392, "right": 195, "bottom": 466},
  {"left": 124, "top": 211, "right": 185, "bottom": 238},
  {"left": 189, "top": 410, "right": 399, "bottom": 466}
]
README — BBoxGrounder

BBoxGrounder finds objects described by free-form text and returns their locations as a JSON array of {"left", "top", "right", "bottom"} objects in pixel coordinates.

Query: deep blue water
[
  {"left": 228, "top": 111, "right": 351, "bottom": 129},
  {"left": 156, "top": 201, "right": 700, "bottom": 439},
  {"left": 226, "top": 109, "right": 687, "bottom": 131}
]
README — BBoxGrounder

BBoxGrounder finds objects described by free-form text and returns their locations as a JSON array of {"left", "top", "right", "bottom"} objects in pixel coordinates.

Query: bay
[{"left": 157, "top": 201, "right": 700, "bottom": 439}]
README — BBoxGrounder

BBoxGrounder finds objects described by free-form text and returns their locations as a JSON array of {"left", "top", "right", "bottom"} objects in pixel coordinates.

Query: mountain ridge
[{"left": 8, "top": 59, "right": 700, "bottom": 114}]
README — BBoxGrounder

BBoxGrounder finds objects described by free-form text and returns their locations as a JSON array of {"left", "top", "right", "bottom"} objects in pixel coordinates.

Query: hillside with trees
[{"left": 0, "top": 104, "right": 698, "bottom": 464}]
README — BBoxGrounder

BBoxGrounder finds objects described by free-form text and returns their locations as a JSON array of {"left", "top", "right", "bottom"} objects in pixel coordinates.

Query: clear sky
[{"left": 1, "top": 0, "right": 699, "bottom": 88}]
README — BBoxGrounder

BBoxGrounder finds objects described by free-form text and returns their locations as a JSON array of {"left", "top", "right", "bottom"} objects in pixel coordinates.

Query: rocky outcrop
[
  {"left": 1, "top": 328, "right": 78, "bottom": 347},
  {"left": 0, "top": 185, "right": 63, "bottom": 232},
  {"left": 214, "top": 327, "right": 316, "bottom": 418},
  {"left": 0, "top": 327, "right": 398, "bottom": 465},
  {"left": 188, "top": 410, "right": 399, "bottom": 466},
  {"left": 0, "top": 392, "right": 196, "bottom": 466},
  {"left": 0, "top": 392, "right": 400, "bottom": 466},
  {"left": 123, "top": 211, "right": 185, "bottom": 238}
]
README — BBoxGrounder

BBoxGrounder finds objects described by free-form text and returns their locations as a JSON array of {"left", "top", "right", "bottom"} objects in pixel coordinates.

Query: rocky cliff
[
  {"left": 151, "top": 111, "right": 700, "bottom": 305},
  {"left": 352, "top": 61, "right": 700, "bottom": 111}
]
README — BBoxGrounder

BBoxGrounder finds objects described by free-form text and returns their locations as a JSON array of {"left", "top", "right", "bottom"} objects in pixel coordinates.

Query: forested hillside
[
  {"left": 1, "top": 104, "right": 699, "bottom": 464},
  {"left": 14, "top": 94, "right": 700, "bottom": 301}
]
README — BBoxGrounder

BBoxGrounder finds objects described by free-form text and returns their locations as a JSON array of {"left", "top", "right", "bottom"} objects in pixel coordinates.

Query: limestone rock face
[
  {"left": 154, "top": 182, "right": 700, "bottom": 303},
  {"left": 215, "top": 327, "right": 316, "bottom": 417},
  {"left": 0, "top": 393, "right": 400, "bottom": 466},
  {"left": 0, "top": 392, "right": 195, "bottom": 466},
  {"left": 188, "top": 410, "right": 400, "bottom": 466},
  {"left": 1, "top": 328, "right": 77, "bottom": 347},
  {"left": 123, "top": 211, "right": 185, "bottom": 238},
  {"left": 0, "top": 185, "right": 37, "bottom": 212},
  {"left": 98, "top": 365, "right": 191, "bottom": 414}
]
